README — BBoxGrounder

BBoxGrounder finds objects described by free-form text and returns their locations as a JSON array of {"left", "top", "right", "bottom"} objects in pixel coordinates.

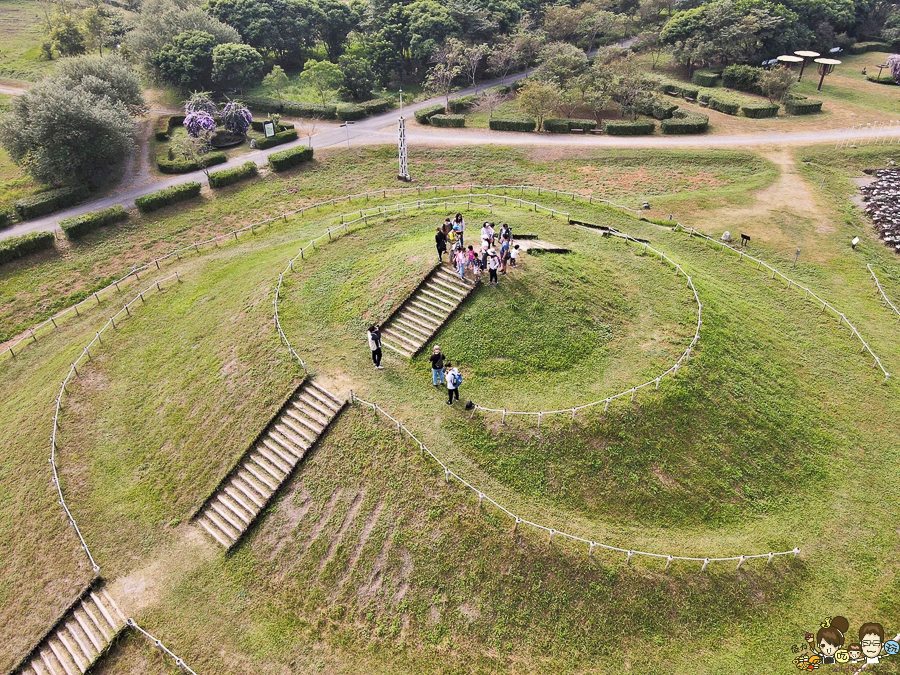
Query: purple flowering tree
[
  {"left": 183, "top": 110, "right": 217, "bottom": 138},
  {"left": 889, "top": 55, "right": 900, "bottom": 84},
  {"left": 221, "top": 100, "right": 252, "bottom": 136},
  {"left": 184, "top": 91, "right": 217, "bottom": 116}
]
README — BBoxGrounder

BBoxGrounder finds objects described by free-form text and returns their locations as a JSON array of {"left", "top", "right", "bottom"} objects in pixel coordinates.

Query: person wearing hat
[
  {"left": 487, "top": 250, "right": 500, "bottom": 286},
  {"left": 429, "top": 345, "right": 445, "bottom": 386}
]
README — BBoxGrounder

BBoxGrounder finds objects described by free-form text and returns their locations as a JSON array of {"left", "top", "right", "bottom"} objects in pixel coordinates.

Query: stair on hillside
[
  {"left": 17, "top": 587, "right": 127, "bottom": 675},
  {"left": 194, "top": 380, "right": 346, "bottom": 549},
  {"left": 380, "top": 264, "right": 476, "bottom": 358}
]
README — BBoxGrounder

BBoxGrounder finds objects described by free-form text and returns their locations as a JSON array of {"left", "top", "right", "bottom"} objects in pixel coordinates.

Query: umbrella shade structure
[
  {"left": 814, "top": 58, "right": 841, "bottom": 91},
  {"left": 794, "top": 50, "right": 821, "bottom": 80}
]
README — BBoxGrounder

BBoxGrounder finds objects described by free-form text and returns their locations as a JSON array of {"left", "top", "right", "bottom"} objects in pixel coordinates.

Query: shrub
[
  {"left": 157, "top": 152, "right": 227, "bottom": 174},
  {"left": 722, "top": 65, "right": 763, "bottom": 93},
  {"left": 14, "top": 186, "right": 90, "bottom": 220},
  {"left": 866, "top": 75, "right": 898, "bottom": 84},
  {"left": 430, "top": 114, "right": 465, "bottom": 127},
  {"left": 569, "top": 118, "right": 597, "bottom": 131},
  {"left": 709, "top": 97, "right": 740, "bottom": 115},
  {"left": 849, "top": 41, "right": 890, "bottom": 54},
  {"left": 488, "top": 117, "right": 537, "bottom": 132},
  {"left": 280, "top": 101, "right": 336, "bottom": 118},
  {"left": 414, "top": 104, "right": 445, "bottom": 124},
  {"left": 692, "top": 70, "right": 719, "bottom": 87},
  {"left": 208, "top": 161, "right": 258, "bottom": 188},
  {"left": 651, "top": 99, "right": 679, "bottom": 119},
  {"left": 0, "top": 209, "right": 13, "bottom": 229},
  {"left": 680, "top": 86, "right": 700, "bottom": 100},
  {"left": 268, "top": 145, "right": 314, "bottom": 172},
  {"left": 741, "top": 102, "right": 779, "bottom": 118},
  {"left": 543, "top": 118, "right": 571, "bottom": 133},
  {"left": 135, "top": 181, "right": 201, "bottom": 213},
  {"left": 661, "top": 111, "right": 709, "bottom": 134},
  {"left": 602, "top": 119, "right": 656, "bottom": 135},
  {"left": 0, "top": 230, "right": 55, "bottom": 265},
  {"left": 255, "top": 128, "right": 298, "bottom": 149},
  {"left": 336, "top": 104, "right": 366, "bottom": 121},
  {"left": 447, "top": 94, "right": 476, "bottom": 113},
  {"left": 698, "top": 93, "right": 711, "bottom": 104},
  {"left": 361, "top": 99, "right": 392, "bottom": 114},
  {"left": 60, "top": 205, "right": 128, "bottom": 238},
  {"left": 250, "top": 119, "right": 294, "bottom": 132},
  {"left": 154, "top": 115, "right": 171, "bottom": 141},
  {"left": 784, "top": 99, "right": 823, "bottom": 115}
]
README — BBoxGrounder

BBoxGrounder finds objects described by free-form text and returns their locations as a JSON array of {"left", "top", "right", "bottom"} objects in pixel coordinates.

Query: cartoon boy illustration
[
  {"left": 860, "top": 622, "right": 885, "bottom": 664},
  {"left": 816, "top": 616, "right": 849, "bottom": 665},
  {"left": 847, "top": 643, "right": 863, "bottom": 663}
]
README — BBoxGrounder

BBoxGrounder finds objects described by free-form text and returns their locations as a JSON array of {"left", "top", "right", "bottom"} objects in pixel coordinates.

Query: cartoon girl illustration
[
  {"left": 816, "top": 616, "right": 850, "bottom": 665},
  {"left": 847, "top": 643, "right": 863, "bottom": 663}
]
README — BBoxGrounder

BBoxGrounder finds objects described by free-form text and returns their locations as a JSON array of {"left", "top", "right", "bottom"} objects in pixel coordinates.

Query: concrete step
[
  {"left": 209, "top": 500, "right": 246, "bottom": 534},
  {"left": 236, "top": 470, "right": 272, "bottom": 501},
  {"left": 380, "top": 339, "right": 413, "bottom": 358},
  {"left": 408, "top": 300, "right": 446, "bottom": 321},
  {"left": 46, "top": 640, "right": 76, "bottom": 675},
  {"left": 224, "top": 484, "right": 258, "bottom": 514},
  {"left": 267, "top": 430, "right": 305, "bottom": 460},
  {"left": 435, "top": 271, "right": 473, "bottom": 291},
  {"left": 295, "top": 394, "right": 335, "bottom": 422},
  {"left": 205, "top": 509, "right": 240, "bottom": 541},
  {"left": 258, "top": 440, "right": 294, "bottom": 473},
  {"left": 216, "top": 493, "right": 252, "bottom": 524},
  {"left": 274, "top": 419, "right": 314, "bottom": 447},
  {"left": 197, "top": 514, "right": 233, "bottom": 546},
  {"left": 307, "top": 382, "right": 344, "bottom": 410},
  {"left": 411, "top": 295, "right": 453, "bottom": 315},
  {"left": 420, "top": 288, "right": 458, "bottom": 308},
  {"left": 396, "top": 311, "right": 437, "bottom": 334},
  {"left": 382, "top": 326, "right": 421, "bottom": 349},
  {"left": 55, "top": 627, "right": 87, "bottom": 673},
  {"left": 242, "top": 460, "right": 279, "bottom": 491},
  {"left": 430, "top": 277, "right": 466, "bottom": 298},
  {"left": 72, "top": 610, "right": 102, "bottom": 653},
  {"left": 248, "top": 453, "right": 286, "bottom": 483}
]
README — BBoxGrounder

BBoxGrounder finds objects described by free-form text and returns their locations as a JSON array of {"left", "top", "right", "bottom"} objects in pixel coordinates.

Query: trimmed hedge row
[
  {"left": 866, "top": 75, "right": 898, "bottom": 85},
  {"left": 250, "top": 119, "right": 294, "bottom": 132},
  {"left": 489, "top": 117, "right": 537, "bottom": 132},
  {"left": 414, "top": 104, "right": 445, "bottom": 124},
  {"left": 448, "top": 95, "right": 476, "bottom": 113},
  {"left": 154, "top": 116, "right": 170, "bottom": 141},
  {"left": 641, "top": 97, "right": 680, "bottom": 119},
  {"left": 14, "top": 186, "right": 89, "bottom": 220},
  {"left": 849, "top": 41, "right": 890, "bottom": 54},
  {"left": 60, "top": 206, "right": 129, "bottom": 239},
  {"left": 784, "top": 98, "right": 823, "bottom": 114},
  {"left": 256, "top": 128, "right": 298, "bottom": 149},
  {"left": 0, "top": 231, "right": 55, "bottom": 265},
  {"left": 430, "top": 114, "right": 465, "bottom": 127},
  {"left": 243, "top": 96, "right": 336, "bottom": 119},
  {"left": 660, "top": 111, "right": 709, "bottom": 134},
  {"left": 268, "top": 145, "right": 314, "bottom": 172},
  {"left": 741, "top": 102, "right": 779, "bottom": 118},
  {"left": 544, "top": 118, "right": 598, "bottom": 133},
  {"left": 722, "top": 65, "right": 762, "bottom": 93},
  {"left": 157, "top": 152, "right": 227, "bottom": 174},
  {"left": 658, "top": 79, "right": 699, "bottom": 100},
  {"left": 209, "top": 161, "right": 258, "bottom": 189},
  {"left": 709, "top": 97, "right": 740, "bottom": 115},
  {"left": 0, "top": 209, "right": 12, "bottom": 229},
  {"left": 692, "top": 70, "right": 719, "bottom": 87},
  {"left": 602, "top": 119, "right": 656, "bottom": 135},
  {"left": 135, "top": 182, "right": 201, "bottom": 213}
]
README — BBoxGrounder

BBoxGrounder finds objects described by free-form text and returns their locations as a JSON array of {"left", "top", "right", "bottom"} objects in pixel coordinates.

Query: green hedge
[
  {"left": 0, "top": 209, "right": 12, "bottom": 229},
  {"left": 784, "top": 99, "right": 823, "bottom": 115},
  {"left": 361, "top": 98, "right": 393, "bottom": 115},
  {"left": 866, "top": 75, "right": 898, "bottom": 85},
  {"left": 209, "top": 161, "right": 258, "bottom": 189},
  {"left": 488, "top": 117, "right": 537, "bottom": 132},
  {"left": 135, "top": 182, "right": 201, "bottom": 213},
  {"left": 0, "top": 230, "right": 55, "bottom": 265},
  {"left": 157, "top": 152, "right": 227, "bottom": 174},
  {"left": 268, "top": 145, "right": 314, "bottom": 172},
  {"left": 244, "top": 96, "right": 337, "bottom": 119},
  {"left": 430, "top": 114, "right": 465, "bottom": 127},
  {"left": 14, "top": 185, "right": 90, "bottom": 220},
  {"left": 414, "top": 104, "right": 445, "bottom": 124},
  {"left": 602, "top": 119, "right": 656, "bottom": 135},
  {"left": 250, "top": 119, "right": 294, "bottom": 132},
  {"left": 154, "top": 115, "right": 170, "bottom": 141},
  {"left": 256, "top": 128, "right": 298, "bottom": 149},
  {"left": 661, "top": 111, "right": 709, "bottom": 134},
  {"left": 741, "top": 102, "right": 779, "bottom": 118},
  {"left": 692, "top": 70, "right": 719, "bottom": 87},
  {"left": 849, "top": 41, "right": 890, "bottom": 54},
  {"left": 448, "top": 95, "right": 476, "bottom": 113},
  {"left": 642, "top": 97, "right": 680, "bottom": 119},
  {"left": 722, "top": 65, "right": 763, "bottom": 93},
  {"left": 336, "top": 104, "right": 367, "bottom": 121},
  {"left": 60, "top": 205, "right": 129, "bottom": 239},
  {"left": 709, "top": 97, "right": 740, "bottom": 115}
]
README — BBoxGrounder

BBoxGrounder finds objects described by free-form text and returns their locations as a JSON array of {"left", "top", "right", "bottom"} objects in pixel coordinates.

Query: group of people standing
[{"left": 435, "top": 214, "right": 519, "bottom": 287}]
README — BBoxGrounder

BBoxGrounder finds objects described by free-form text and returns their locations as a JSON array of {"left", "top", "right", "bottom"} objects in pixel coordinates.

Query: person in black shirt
[
  {"left": 435, "top": 226, "right": 447, "bottom": 261},
  {"left": 367, "top": 324, "right": 383, "bottom": 369},
  {"left": 429, "top": 345, "right": 445, "bottom": 386}
]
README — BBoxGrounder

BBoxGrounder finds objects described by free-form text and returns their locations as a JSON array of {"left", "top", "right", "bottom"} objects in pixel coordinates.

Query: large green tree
[
  {"left": 315, "top": 0, "right": 357, "bottom": 60},
  {"left": 204, "top": 0, "right": 322, "bottom": 63},
  {"left": 299, "top": 58, "right": 343, "bottom": 104},
  {"left": 212, "top": 42, "right": 264, "bottom": 89},
  {"left": 55, "top": 54, "right": 147, "bottom": 115},
  {"left": 153, "top": 30, "right": 218, "bottom": 89}
]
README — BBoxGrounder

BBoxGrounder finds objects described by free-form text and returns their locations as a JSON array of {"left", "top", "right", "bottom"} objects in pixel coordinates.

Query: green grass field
[
  {"left": 1, "top": 143, "right": 898, "bottom": 674},
  {"left": 0, "top": 0, "right": 53, "bottom": 82}
]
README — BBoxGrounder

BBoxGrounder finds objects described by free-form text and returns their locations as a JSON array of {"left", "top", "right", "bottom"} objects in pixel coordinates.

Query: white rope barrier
[
  {"left": 351, "top": 393, "right": 801, "bottom": 570},
  {"left": 867, "top": 263, "right": 900, "bottom": 320},
  {"left": 128, "top": 619, "right": 200, "bottom": 674},
  {"left": 674, "top": 225, "right": 890, "bottom": 382},
  {"left": 49, "top": 273, "right": 180, "bottom": 573}
]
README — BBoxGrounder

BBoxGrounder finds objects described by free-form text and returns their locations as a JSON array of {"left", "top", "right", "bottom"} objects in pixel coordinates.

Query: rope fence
[
  {"left": 834, "top": 120, "right": 900, "bottom": 149},
  {"left": 49, "top": 273, "right": 181, "bottom": 573},
  {"left": 674, "top": 224, "right": 890, "bottom": 382},
  {"left": 351, "top": 393, "right": 801, "bottom": 571},
  {"left": 128, "top": 619, "right": 199, "bottom": 674},
  {"left": 867, "top": 263, "right": 900, "bottom": 320}
]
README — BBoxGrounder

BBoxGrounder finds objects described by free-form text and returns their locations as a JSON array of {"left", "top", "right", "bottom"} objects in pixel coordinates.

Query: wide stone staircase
[
  {"left": 194, "top": 380, "right": 346, "bottom": 549},
  {"left": 380, "top": 264, "right": 476, "bottom": 358},
  {"left": 16, "top": 585, "right": 126, "bottom": 675}
]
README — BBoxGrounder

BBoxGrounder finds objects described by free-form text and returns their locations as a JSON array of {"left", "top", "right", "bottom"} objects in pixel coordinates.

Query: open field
[
  {"left": 0, "top": 0, "right": 53, "bottom": 82},
  {"left": 0, "top": 143, "right": 898, "bottom": 674}
]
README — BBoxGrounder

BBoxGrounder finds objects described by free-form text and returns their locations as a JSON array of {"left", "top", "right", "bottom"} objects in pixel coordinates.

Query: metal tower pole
[{"left": 398, "top": 116, "right": 411, "bottom": 182}]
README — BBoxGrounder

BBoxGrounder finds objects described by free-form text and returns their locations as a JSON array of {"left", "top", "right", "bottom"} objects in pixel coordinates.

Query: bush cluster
[
  {"left": 0, "top": 231, "right": 55, "bottom": 265},
  {"left": 256, "top": 128, "right": 298, "bottom": 149},
  {"left": 250, "top": 119, "right": 294, "bottom": 132},
  {"left": 157, "top": 152, "right": 227, "bottom": 174},
  {"left": 640, "top": 97, "right": 680, "bottom": 119},
  {"left": 448, "top": 95, "right": 476, "bottom": 113},
  {"left": 741, "top": 102, "right": 779, "bottom": 118},
  {"left": 784, "top": 98, "right": 824, "bottom": 114},
  {"left": 848, "top": 41, "right": 891, "bottom": 54},
  {"left": 14, "top": 186, "right": 90, "bottom": 220},
  {"left": 60, "top": 206, "right": 129, "bottom": 239},
  {"left": 243, "top": 96, "right": 336, "bottom": 119},
  {"left": 135, "top": 182, "right": 202, "bottom": 213},
  {"left": 543, "top": 118, "right": 598, "bottom": 133},
  {"left": 268, "top": 145, "right": 314, "bottom": 172},
  {"left": 429, "top": 114, "right": 466, "bottom": 127},
  {"left": 602, "top": 119, "right": 656, "bottom": 135},
  {"left": 692, "top": 70, "right": 720, "bottom": 87},
  {"left": 414, "top": 104, "right": 445, "bottom": 124},
  {"left": 661, "top": 111, "right": 710, "bottom": 134},
  {"left": 155, "top": 114, "right": 186, "bottom": 140},
  {"left": 866, "top": 75, "right": 898, "bottom": 84},
  {"left": 489, "top": 117, "right": 537, "bottom": 132},
  {"left": 208, "top": 161, "right": 258, "bottom": 188},
  {"left": 0, "top": 209, "right": 13, "bottom": 229},
  {"left": 709, "top": 97, "right": 741, "bottom": 115},
  {"left": 721, "top": 65, "right": 763, "bottom": 93}
]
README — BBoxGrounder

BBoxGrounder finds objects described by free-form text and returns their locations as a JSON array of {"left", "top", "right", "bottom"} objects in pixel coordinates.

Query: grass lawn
[
  {"left": 0, "top": 0, "right": 53, "bottom": 82},
  {"left": 1, "top": 144, "right": 898, "bottom": 674}
]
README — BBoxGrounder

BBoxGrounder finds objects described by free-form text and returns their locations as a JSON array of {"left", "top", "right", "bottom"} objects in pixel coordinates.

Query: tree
[
  {"left": 406, "top": 0, "right": 461, "bottom": 63},
  {"left": 297, "top": 118, "right": 318, "bottom": 147},
  {"left": 221, "top": 100, "right": 252, "bottom": 135},
  {"left": 81, "top": 5, "right": 108, "bottom": 55},
  {"left": 517, "top": 78, "right": 560, "bottom": 130},
  {"left": 543, "top": 5, "right": 585, "bottom": 42},
  {"left": 263, "top": 65, "right": 290, "bottom": 104},
  {"left": 638, "top": 28, "right": 665, "bottom": 68},
  {"left": 300, "top": 59, "right": 343, "bottom": 105},
  {"left": 888, "top": 53, "right": 900, "bottom": 83},
  {"left": 48, "top": 12, "right": 86, "bottom": 57},
  {"left": 55, "top": 54, "right": 147, "bottom": 115},
  {"left": 578, "top": 6, "right": 623, "bottom": 52},
  {"left": 614, "top": 58, "right": 655, "bottom": 119},
  {"left": 153, "top": 30, "right": 218, "bottom": 89},
  {"left": 459, "top": 41, "right": 491, "bottom": 92},
  {"left": 425, "top": 41, "right": 464, "bottom": 111},
  {"left": 473, "top": 88, "right": 506, "bottom": 117},
  {"left": 212, "top": 43, "right": 263, "bottom": 90},
  {"left": 758, "top": 66, "right": 795, "bottom": 102},
  {"left": 204, "top": 0, "right": 322, "bottom": 63},
  {"left": 536, "top": 42, "right": 589, "bottom": 89},
  {"left": 184, "top": 110, "right": 216, "bottom": 138},
  {"left": 338, "top": 52, "right": 377, "bottom": 99},
  {"left": 315, "top": 0, "right": 356, "bottom": 60}
]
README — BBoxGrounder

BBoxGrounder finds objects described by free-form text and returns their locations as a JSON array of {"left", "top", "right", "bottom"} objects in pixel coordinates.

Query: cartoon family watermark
[{"left": 791, "top": 617, "right": 898, "bottom": 671}]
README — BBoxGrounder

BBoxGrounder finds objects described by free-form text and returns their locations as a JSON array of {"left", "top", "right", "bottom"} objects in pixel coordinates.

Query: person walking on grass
[
  {"left": 435, "top": 226, "right": 447, "bottom": 261},
  {"left": 481, "top": 221, "right": 494, "bottom": 247},
  {"left": 430, "top": 345, "right": 445, "bottom": 386},
  {"left": 455, "top": 246, "right": 467, "bottom": 280},
  {"left": 510, "top": 243, "right": 520, "bottom": 267},
  {"left": 487, "top": 251, "right": 500, "bottom": 286},
  {"left": 452, "top": 213, "right": 465, "bottom": 247},
  {"left": 499, "top": 238, "right": 510, "bottom": 275},
  {"left": 444, "top": 362, "right": 461, "bottom": 405},
  {"left": 367, "top": 324, "right": 384, "bottom": 369}
]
